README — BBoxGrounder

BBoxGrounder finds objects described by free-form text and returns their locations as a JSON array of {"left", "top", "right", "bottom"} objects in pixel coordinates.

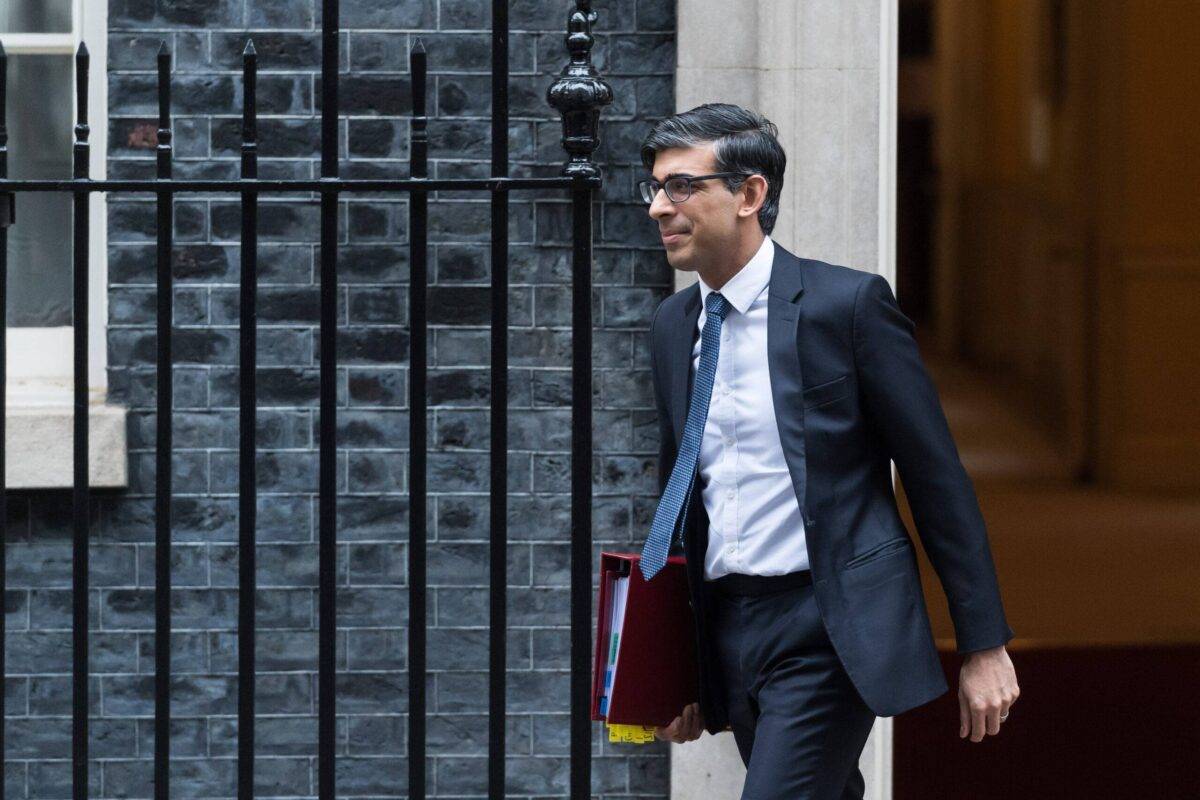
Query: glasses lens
[
  {"left": 638, "top": 180, "right": 656, "bottom": 204},
  {"left": 665, "top": 176, "right": 690, "bottom": 202}
]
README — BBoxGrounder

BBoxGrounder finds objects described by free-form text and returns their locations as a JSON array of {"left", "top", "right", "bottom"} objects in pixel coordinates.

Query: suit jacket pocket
[
  {"left": 803, "top": 374, "right": 849, "bottom": 409},
  {"left": 843, "top": 536, "right": 912, "bottom": 570}
]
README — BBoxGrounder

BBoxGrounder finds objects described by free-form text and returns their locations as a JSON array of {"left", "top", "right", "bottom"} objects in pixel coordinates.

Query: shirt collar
[{"left": 697, "top": 235, "right": 774, "bottom": 317}]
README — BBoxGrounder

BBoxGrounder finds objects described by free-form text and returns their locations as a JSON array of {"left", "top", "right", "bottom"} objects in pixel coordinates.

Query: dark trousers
[{"left": 709, "top": 570, "right": 877, "bottom": 800}]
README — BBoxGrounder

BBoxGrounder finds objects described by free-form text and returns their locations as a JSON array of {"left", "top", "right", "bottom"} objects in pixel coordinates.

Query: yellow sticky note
[{"left": 606, "top": 723, "right": 658, "bottom": 744}]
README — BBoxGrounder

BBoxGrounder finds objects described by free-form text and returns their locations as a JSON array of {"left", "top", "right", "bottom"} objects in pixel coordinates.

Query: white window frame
[
  {"left": 3, "top": 0, "right": 109, "bottom": 406},
  {"left": 2, "top": 0, "right": 124, "bottom": 489}
]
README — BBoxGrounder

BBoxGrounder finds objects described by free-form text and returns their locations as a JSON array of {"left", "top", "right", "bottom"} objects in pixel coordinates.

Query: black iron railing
[{"left": 0, "top": 1, "right": 612, "bottom": 798}]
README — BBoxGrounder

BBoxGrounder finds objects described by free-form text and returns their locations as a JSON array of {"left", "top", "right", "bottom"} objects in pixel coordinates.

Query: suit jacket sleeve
[{"left": 852, "top": 272, "right": 1015, "bottom": 654}]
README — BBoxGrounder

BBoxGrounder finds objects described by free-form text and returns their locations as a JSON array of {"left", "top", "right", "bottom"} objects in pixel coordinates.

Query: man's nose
[{"left": 648, "top": 187, "right": 673, "bottom": 219}]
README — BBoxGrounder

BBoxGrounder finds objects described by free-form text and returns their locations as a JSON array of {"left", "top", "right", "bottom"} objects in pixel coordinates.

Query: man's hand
[
  {"left": 958, "top": 645, "right": 1019, "bottom": 742},
  {"left": 654, "top": 702, "right": 704, "bottom": 743}
]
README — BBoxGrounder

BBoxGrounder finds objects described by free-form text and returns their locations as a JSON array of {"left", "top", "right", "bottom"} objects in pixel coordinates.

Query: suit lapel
[
  {"left": 665, "top": 242, "right": 810, "bottom": 518},
  {"left": 668, "top": 285, "right": 702, "bottom": 441},
  {"left": 765, "top": 243, "right": 809, "bottom": 521}
]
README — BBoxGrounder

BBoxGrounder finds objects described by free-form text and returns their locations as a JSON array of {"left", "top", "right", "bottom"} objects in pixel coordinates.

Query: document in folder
[{"left": 591, "top": 552, "right": 700, "bottom": 729}]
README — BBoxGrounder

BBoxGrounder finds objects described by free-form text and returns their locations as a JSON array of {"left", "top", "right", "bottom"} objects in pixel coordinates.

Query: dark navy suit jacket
[{"left": 649, "top": 239, "right": 1014, "bottom": 733}]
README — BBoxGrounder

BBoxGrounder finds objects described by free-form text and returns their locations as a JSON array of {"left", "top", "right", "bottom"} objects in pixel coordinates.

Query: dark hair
[{"left": 639, "top": 103, "right": 786, "bottom": 235}]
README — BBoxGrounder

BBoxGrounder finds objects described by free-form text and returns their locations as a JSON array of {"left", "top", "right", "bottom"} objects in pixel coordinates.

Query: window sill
[{"left": 5, "top": 400, "right": 128, "bottom": 489}]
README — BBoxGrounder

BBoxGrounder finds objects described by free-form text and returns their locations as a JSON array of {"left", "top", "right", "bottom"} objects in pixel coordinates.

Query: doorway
[{"left": 892, "top": 1, "right": 1200, "bottom": 796}]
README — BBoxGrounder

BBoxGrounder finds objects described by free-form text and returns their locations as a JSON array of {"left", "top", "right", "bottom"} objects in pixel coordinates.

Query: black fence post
[
  {"left": 0, "top": 41, "right": 8, "bottom": 800},
  {"left": 318, "top": 1, "right": 340, "bottom": 798},
  {"left": 0, "top": 42, "right": 6, "bottom": 233},
  {"left": 407, "top": 35, "right": 429, "bottom": 800},
  {"left": 238, "top": 38, "right": 259, "bottom": 800},
  {"left": 153, "top": 39, "right": 173, "bottom": 800},
  {"left": 547, "top": 3, "right": 612, "bottom": 797},
  {"left": 71, "top": 40, "right": 91, "bottom": 800},
  {"left": 489, "top": 0, "right": 510, "bottom": 795}
]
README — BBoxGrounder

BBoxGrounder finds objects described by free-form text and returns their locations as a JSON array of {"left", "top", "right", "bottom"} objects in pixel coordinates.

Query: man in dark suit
[{"left": 636, "top": 103, "right": 1020, "bottom": 798}]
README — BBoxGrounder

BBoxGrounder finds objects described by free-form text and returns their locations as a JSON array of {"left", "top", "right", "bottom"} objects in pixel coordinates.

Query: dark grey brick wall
[{"left": 5, "top": 1, "right": 677, "bottom": 798}]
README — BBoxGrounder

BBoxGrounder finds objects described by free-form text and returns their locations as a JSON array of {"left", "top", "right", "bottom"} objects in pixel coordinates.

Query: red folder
[{"left": 590, "top": 552, "right": 700, "bottom": 727}]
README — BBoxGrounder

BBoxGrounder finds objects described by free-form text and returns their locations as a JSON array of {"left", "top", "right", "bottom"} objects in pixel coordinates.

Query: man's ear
[{"left": 738, "top": 174, "right": 768, "bottom": 218}]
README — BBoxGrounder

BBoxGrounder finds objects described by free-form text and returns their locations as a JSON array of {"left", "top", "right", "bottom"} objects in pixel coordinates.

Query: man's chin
[{"left": 664, "top": 244, "right": 695, "bottom": 270}]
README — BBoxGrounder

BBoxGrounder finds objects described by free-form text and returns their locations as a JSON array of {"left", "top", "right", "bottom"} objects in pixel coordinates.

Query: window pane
[
  {"left": 7, "top": 54, "right": 73, "bottom": 326},
  {"left": 0, "top": 0, "right": 72, "bottom": 33}
]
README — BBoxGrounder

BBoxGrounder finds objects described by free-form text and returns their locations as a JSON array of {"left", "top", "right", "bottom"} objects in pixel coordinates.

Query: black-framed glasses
[{"left": 637, "top": 172, "right": 751, "bottom": 205}]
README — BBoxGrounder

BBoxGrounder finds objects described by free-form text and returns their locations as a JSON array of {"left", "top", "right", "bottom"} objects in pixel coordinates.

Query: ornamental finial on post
[{"left": 546, "top": 0, "right": 613, "bottom": 179}]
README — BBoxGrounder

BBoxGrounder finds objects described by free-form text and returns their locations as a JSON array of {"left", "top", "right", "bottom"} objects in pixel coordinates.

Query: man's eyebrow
[{"left": 652, "top": 171, "right": 696, "bottom": 180}]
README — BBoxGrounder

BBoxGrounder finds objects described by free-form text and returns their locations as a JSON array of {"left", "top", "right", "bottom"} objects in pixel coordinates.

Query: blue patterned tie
[{"left": 641, "top": 291, "right": 730, "bottom": 581}]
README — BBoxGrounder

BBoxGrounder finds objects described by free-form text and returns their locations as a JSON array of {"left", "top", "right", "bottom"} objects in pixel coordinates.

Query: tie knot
[{"left": 705, "top": 291, "right": 730, "bottom": 321}]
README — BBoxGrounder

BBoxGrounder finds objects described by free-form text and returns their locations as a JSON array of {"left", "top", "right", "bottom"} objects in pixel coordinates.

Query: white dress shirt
[{"left": 692, "top": 235, "right": 811, "bottom": 581}]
